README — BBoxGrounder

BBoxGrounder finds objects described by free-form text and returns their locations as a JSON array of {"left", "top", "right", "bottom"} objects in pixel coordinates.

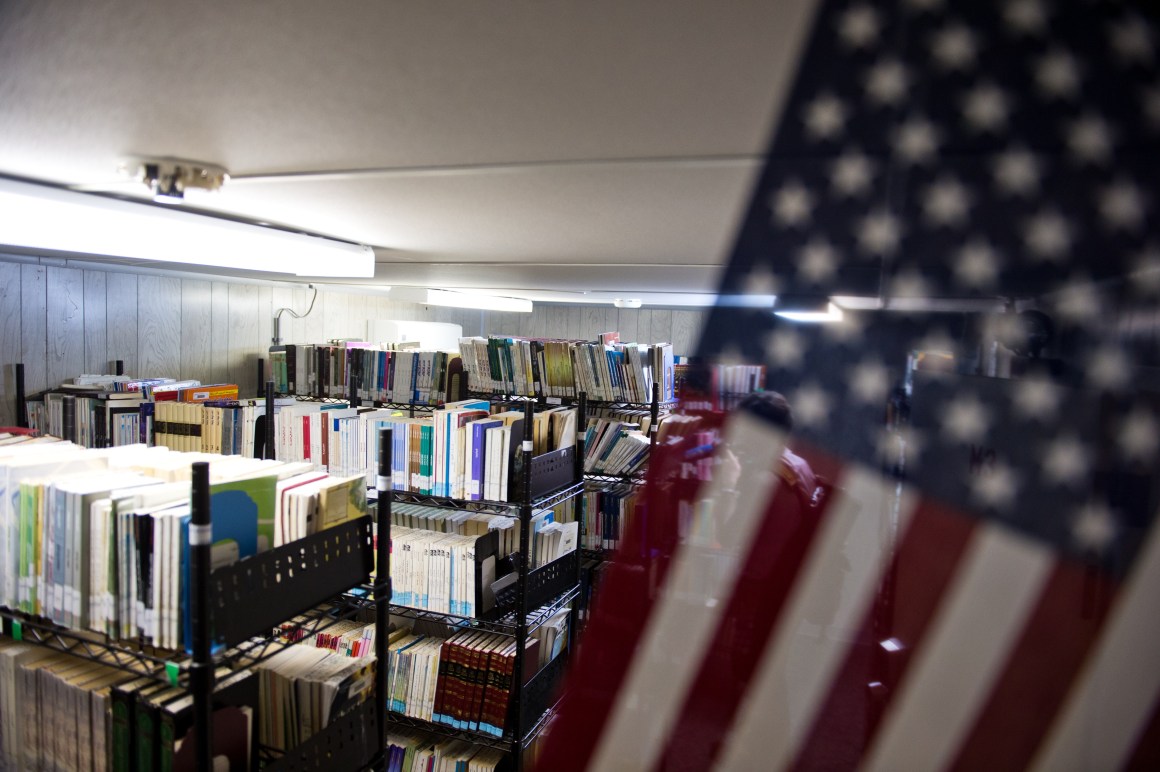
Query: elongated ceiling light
[
  {"left": 773, "top": 295, "right": 844, "bottom": 323},
  {"left": 389, "top": 286, "right": 533, "bottom": 313},
  {"left": 0, "top": 177, "right": 375, "bottom": 278}
]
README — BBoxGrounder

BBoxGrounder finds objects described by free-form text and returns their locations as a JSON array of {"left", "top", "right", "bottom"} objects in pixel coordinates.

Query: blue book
[
  {"left": 181, "top": 479, "right": 266, "bottom": 651},
  {"left": 466, "top": 418, "right": 502, "bottom": 500}
]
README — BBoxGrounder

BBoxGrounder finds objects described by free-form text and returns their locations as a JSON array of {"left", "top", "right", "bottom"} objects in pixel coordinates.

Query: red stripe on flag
[
  {"left": 1124, "top": 694, "right": 1160, "bottom": 771},
  {"left": 650, "top": 462, "right": 844, "bottom": 772},
  {"left": 946, "top": 561, "right": 1117, "bottom": 772},
  {"left": 534, "top": 409, "right": 727, "bottom": 772},
  {"left": 791, "top": 500, "right": 976, "bottom": 770}
]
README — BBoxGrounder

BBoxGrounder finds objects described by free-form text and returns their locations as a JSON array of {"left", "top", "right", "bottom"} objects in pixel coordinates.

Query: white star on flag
[
  {"left": 971, "top": 462, "right": 1020, "bottom": 509},
  {"left": 838, "top": 4, "right": 881, "bottom": 49},
  {"left": 740, "top": 264, "right": 779, "bottom": 299},
  {"left": 1072, "top": 503, "right": 1117, "bottom": 552},
  {"left": 1024, "top": 210, "right": 1073, "bottom": 261},
  {"left": 797, "top": 238, "right": 839, "bottom": 283},
  {"left": 1004, "top": 0, "right": 1048, "bottom": 36},
  {"left": 931, "top": 24, "right": 978, "bottom": 70},
  {"left": 1087, "top": 347, "right": 1131, "bottom": 391},
  {"left": 766, "top": 328, "right": 805, "bottom": 370},
  {"left": 903, "top": 0, "right": 943, "bottom": 13},
  {"left": 893, "top": 117, "right": 940, "bottom": 164},
  {"left": 1036, "top": 49, "right": 1081, "bottom": 100},
  {"left": 1054, "top": 282, "right": 1101, "bottom": 324},
  {"left": 804, "top": 93, "right": 848, "bottom": 140},
  {"left": 1118, "top": 408, "right": 1159, "bottom": 461},
  {"left": 831, "top": 150, "right": 875, "bottom": 197},
  {"left": 1044, "top": 436, "right": 1092, "bottom": 486},
  {"left": 941, "top": 394, "right": 991, "bottom": 443},
  {"left": 1144, "top": 86, "right": 1160, "bottom": 129},
  {"left": 1109, "top": 15, "right": 1153, "bottom": 65},
  {"left": 1132, "top": 246, "right": 1160, "bottom": 294},
  {"left": 858, "top": 210, "right": 903, "bottom": 255},
  {"left": 993, "top": 148, "right": 1041, "bottom": 197},
  {"left": 1067, "top": 115, "right": 1114, "bottom": 165},
  {"left": 875, "top": 425, "right": 926, "bottom": 467},
  {"left": 889, "top": 271, "right": 931, "bottom": 300},
  {"left": 954, "top": 240, "right": 1001, "bottom": 288},
  {"left": 772, "top": 181, "right": 815, "bottom": 227},
  {"left": 1099, "top": 180, "right": 1146, "bottom": 231},
  {"left": 1013, "top": 375, "right": 1062, "bottom": 420},
  {"left": 790, "top": 383, "right": 831, "bottom": 428},
  {"left": 866, "top": 59, "right": 910, "bottom": 106},
  {"left": 847, "top": 360, "right": 892, "bottom": 404},
  {"left": 963, "top": 83, "right": 1011, "bottom": 133},
  {"left": 923, "top": 176, "right": 972, "bottom": 227}
]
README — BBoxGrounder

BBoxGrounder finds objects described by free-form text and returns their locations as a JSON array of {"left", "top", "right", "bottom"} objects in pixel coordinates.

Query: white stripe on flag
[
  {"left": 586, "top": 412, "right": 787, "bottom": 772},
  {"left": 862, "top": 525, "right": 1054, "bottom": 772},
  {"left": 717, "top": 468, "right": 918, "bottom": 772},
  {"left": 1029, "top": 514, "right": 1160, "bottom": 771}
]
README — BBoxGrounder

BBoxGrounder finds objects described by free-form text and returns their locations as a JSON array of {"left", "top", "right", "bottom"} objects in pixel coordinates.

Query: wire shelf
[{"left": 388, "top": 586, "right": 580, "bottom": 637}]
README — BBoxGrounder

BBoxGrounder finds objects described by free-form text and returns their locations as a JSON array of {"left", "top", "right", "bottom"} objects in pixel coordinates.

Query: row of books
[
  {"left": 581, "top": 484, "right": 643, "bottom": 551},
  {"left": 389, "top": 502, "right": 575, "bottom": 566},
  {"left": 355, "top": 401, "right": 575, "bottom": 502},
  {"left": 389, "top": 628, "right": 542, "bottom": 737},
  {"left": 0, "top": 639, "right": 253, "bottom": 772},
  {"left": 0, "top": 433, "right": 366, "bottom": 648},
  {"left": 26, "top": 378, "right": 274, "bottom": 456},
  {"left": 269, "top": 343, "right": 468, "bottom": 405},
  {"left": 583, "top": 417, "right": 651, "bottom": 477},
  {"left": 457, "top": 336, "right": 676, "bottom": 403},
  {"left": 673, "top": 362, "right": 767, "bottom": 401},
  {"left": 276, "top": 617, "right": 377, "bottom": 658},
  {"left": 389, "top": 507, "right": 578, "bottom": 617},
  {"left": 385, "top": 728, "right": 506, "bottom": 772},
  {"left": 254, "top": 643, "right": 375, "bottom": 753}
]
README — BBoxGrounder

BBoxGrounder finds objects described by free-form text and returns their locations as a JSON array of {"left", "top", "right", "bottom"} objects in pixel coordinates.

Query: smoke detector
[{"left": 120, "top": 158, "right": 230, "bottom": 202}]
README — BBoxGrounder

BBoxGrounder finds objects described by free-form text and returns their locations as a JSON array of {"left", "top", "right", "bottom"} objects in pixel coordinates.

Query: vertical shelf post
[
  {"left": 256, "top": 357, "right": 266, "bottom": 399},
  {"left": 512, "top": 400, "right": 534, "bottom": 771},
  {"left": 264, "top": 380, "right": 276, "bottom": 460},
  {"left": 575, "top": 391, "right": 587, "bottom": 484},
  {"left": 190, "top": 461, "right": 214, "bottom": 772},
  {"left": 15, "top": 363, "right": 27, "bottom": 429},
  {"left": 349, "top": 359, "right": 361, "bottom": 408},
  {"left": 375, "top": 428, "right": 392, "bottom": 762}
]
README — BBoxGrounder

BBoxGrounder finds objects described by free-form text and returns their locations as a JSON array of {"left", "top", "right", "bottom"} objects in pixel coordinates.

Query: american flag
[{"left": 539, "top": 1, "right": 1160, "bottom": 769}]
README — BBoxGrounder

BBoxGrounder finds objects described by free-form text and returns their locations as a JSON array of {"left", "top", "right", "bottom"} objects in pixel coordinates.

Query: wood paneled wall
[{"left": 0, "top": 259, "right": 706, "bottom": 425}]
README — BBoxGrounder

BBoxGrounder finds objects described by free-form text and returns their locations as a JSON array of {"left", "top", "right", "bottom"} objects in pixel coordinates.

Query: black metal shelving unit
[
  {"left": 0, "top": 439, "right": 388, "bottom": 772},
  {"left": 382, "top": 400, "right": 585, "bottom": 772}
]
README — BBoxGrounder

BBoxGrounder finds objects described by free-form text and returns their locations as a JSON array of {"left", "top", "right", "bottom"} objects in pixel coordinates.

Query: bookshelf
[
  {"left": 382, "top": 401, "right": 584, "bottom": 771},
  {"left": 0, "top": 426, "right": 389, "bottom": 771}
]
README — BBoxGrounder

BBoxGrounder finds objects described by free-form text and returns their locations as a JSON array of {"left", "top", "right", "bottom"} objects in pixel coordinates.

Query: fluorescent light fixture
[
  {"left": 613, "top": 298, "right": 642, "bottom": 309},
  {"left": 389, "top": 286, "right": 533, "bottom": 313},
  {"left": 0, "top": 177, "right": 375, "bottom": 278},
  {"left": 773, "top": 295, "right": 844, "bottom": 323}
]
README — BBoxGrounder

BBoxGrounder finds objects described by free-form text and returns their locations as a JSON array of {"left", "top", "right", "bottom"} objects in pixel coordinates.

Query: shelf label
[
  {"left": 166, "top": 662, "right": 180, "bottom": 686},
  {"left": 189, "top": 523, "right": 212, "bottom": 546},
  {"left": 522, "top": 440, "right": 534, "bottom": 453},
  {"left": 546, "top": 397, "right": 562, "bottom": 405},
  {"left": 11, "top": 620, "right": 21, "bottom": 641}
]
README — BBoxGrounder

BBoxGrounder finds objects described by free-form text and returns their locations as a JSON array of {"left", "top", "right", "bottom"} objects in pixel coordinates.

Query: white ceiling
[{"left": 0, "top": 0, "right": 816, "bottom": 304}]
